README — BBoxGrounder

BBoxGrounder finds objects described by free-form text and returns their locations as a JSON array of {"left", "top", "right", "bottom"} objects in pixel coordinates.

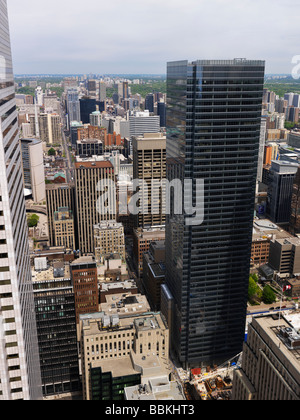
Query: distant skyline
[{"left": 8, "top": 0, "right": 300, "bottom": 75}]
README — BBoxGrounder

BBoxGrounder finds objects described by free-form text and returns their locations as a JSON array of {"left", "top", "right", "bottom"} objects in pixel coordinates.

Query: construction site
[{"left": 173, "top": 354, "right": 242, "bottom": 401}]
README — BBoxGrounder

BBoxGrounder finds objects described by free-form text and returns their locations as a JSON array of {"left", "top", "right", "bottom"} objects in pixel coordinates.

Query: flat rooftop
[
  {"left": 100, "top": 293, "right": 150, "bottom": 315},
  {"left": 253, "top": 314, "right": 300, "bottom": 372}
]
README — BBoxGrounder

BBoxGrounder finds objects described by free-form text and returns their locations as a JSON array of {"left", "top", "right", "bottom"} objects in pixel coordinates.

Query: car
[{"left": 269, "top": 307, "right": 275, "bottom": 311}]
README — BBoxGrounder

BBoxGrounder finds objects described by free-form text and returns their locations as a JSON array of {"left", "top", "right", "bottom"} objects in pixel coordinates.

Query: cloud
[{"left": 7, "top": 0, "right": 300, "bottom": 74}]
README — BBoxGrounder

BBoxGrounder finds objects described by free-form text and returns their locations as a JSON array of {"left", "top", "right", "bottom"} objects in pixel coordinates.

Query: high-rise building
[
  {"left": 35, "top": 86, "right": 44, "bottom": 106},
  {"left": 75, "top": 158, "right": 116, "bottom": 254},
  {"left": 46, "top": 183, "right": 76, "bottom": 248},
  {"left": 129, "top": 111, "right": 160, "bottom": 139},
  {"left": 145, "top": 94, "right": 154, "bottom": 113},
  {"left": 70, "top": 256, "right": 99, "bottom": 325},
  {"left": 0, "top": 0, "right": 42, "bottom": 400},
  {"left": 32, "top": 256, "right": 80, "bottom": 396},
  {"left": 290, "top": 167, "right": 300, "bottom": 235},
  {"left": 232, "top": 314, "right": 300, "bottom": 400},
  {"left": 266, "top": 160, "right": 298, "bottom": 225},
  {"left": 132, "top": 133, "right": 166, "bottom": 228},
  {"left": 164, "top": 59, "right": 265, "bottom": 368},
  {"left": 67, "top": 89, "right": 81, "bottom": 126},
  {"left": 157, "top": 101, "right": 167, "bottom": 128},
  {"left": 99, "top": 82, "right": 106, "bottom": 102},
  {"left": 20, "top": 138, "right": 46, "bottom": 203},
  {"left": 94, "top": 221, "right": 125, "bottom": 263},
  {"left": 39, "top": 113, "right": 61, "bottom": 144},
  {"left": 53, "top": 207, "right": 75, "bottom": 250}
]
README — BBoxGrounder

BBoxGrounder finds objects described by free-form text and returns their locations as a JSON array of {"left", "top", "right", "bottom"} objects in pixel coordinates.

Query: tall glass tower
[
  {"left": 165, "top": 59, "right": 265, "bottom": 368},
  {"left": 0, "top": 0, "right": 42, "bottom": 400}
]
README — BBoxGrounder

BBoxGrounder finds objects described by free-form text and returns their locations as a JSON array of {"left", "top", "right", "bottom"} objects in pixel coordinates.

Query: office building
[
  {"left": 157, "top": 101, "right": 166, "bottom": 128},
  {"left": 145, "top": 94, "right": 154, "bottom": 113},
  {"left": 75, "top": 158, "right": 116, "bottom": 254},
  {"left": 76, "top": 139, "right": 103, "bottom": 157},
  {"left": 165, "top": 59, "right": 265, "bottom": 367},
  {"left": 0, "top": 0, "right": 42, "bottom": 400},
  {"left": 70, "top": 256, "right": 99, "bottom": 325},
  {"left": 46, "top": 183, "right": 76, "bottom": 247},
  {"left": 269, "top": 237, "right": 300, "bottom": 276},
  {"left": 20, "top": 138, "right": 46, "bottom": 203},
  {"left": 79, "top": 311, "right": 169, "bottom": 400},
  {"left": 132, "top": 133, "right": 166, "bottom": 228},
  {"left": 32, "top": 257, "right": 80, "bottom": 396},
  {"left": 143, "top": 241, "right": 166, "bottom": 311},
  {"left": 39, "top": 113, "right": 61, "bottom": 144},
  {"left": 99, "top": 82, "right": 106, "bottom": 102},
  {"left": 70, "top": 121, "right": 83, "bottom": 146},
  {"left": 232, "top": 314, "right": 300, "bottom": 400},
  {"left": 129, "top": 111, "right": 160, "bottom": 139},
  {"left": 290, "top": 167, "right": 300, "bottom": 235},
  {"left": 67, "top": 89, "right": 80, "bottom": 126},
  {"left": 266, "top": 160, "right": 298, "bottom": 225},
  {"left": 80, "top": 98, "right": 100, "bottom": 124},
  {"left": 35, "top": 86, "right": 44, "bottom": 106},
  {"left": 90, "top": 110, "right": 101, "bottom": 127},
  {"left": 94, "top": 221, "right": 125, "bottom": 263},
  {"left": 53, "top": 207, "right": 75, "bottom": 250},
  {"left": 288, "top": 131, "right": 300, "bottom": 149},
  {"left": 133, "top": 226, "right": 165, "bottom": 277}
]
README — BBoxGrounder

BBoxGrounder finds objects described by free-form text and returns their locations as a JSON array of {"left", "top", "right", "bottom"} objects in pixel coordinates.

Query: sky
[{"left": 7, "top": 0, "right": 300, "bottom": 75}]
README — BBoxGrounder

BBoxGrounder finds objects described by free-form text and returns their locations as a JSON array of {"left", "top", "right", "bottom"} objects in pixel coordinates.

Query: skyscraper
[
  {"left": 0, "top": 0, "right": 42, "bottom": 400},
  {"left": 165, "top": 59, "right": 265, "bottom": 368},
  {"left": 132, "top": 133, "right": 166, "bottom": 228},
  {"left": 67, "top": 89, "right": 81, "bottom": 127},
  {"left": 75, "top": 159, "right": 116, "bottom": 254}
]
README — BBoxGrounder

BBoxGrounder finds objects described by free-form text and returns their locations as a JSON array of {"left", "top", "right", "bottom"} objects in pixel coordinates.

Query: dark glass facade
[
  {"left": 33, "top": 279, "right": 80, "bottom": 396},
  {"left": 165, "top": 59, "right": 265, "bottom": 367},
  {"left": 90, "top": 367, "right": 141, "bottom": 401}
]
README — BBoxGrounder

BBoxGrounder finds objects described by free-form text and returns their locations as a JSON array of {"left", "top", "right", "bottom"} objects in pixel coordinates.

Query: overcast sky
[{"left": 7, "top": 0, "right": 300, "bottom": 75}]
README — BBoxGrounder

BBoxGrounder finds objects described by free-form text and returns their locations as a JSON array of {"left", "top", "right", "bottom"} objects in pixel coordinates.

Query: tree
[
  {"left": 48, "top": 148, "right": 56, "bottom": 156},
  {"left": 27, "top": 214, "right": 39, "bottom": 228},
  {"left": 248, "top": 277, "right": 258, "bottom": 301},
  {"left": 262, "top": 285, "right": 276, "bottom": 304}
]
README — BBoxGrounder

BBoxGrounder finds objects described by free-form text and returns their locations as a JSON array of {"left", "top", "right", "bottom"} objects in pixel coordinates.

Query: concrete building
[
  {"left": 75, "top": 158, "right": 116, "bottom": 254},
  {"left": 20, "top": 138, "right": 46, "bottom": 203},
  {"left": 39, "top": 113, "right": 61, "bottom": 144},
  {"left": 132, "top": 133, "right": 166, "bottom": 228},
  {"left": 232, "top": 314, "right": 300, "bottom": 400},
  {"left": 70, "top": 256, "right": 99, "bottom": 326},
  {"left": 143, "top": 241, "right": 166, "bottom": 311},
  {"left": 67, "top": 89, "right": 81, "bottom": 128},
  {"left": 76, "top": 139, "right": 103, "bottom": 157},
  {"left": 53, "top": 207, "right": 75, "bottom": 250},
  {"left": 94, "top": 221, "right": 125, "bottom": 263},
  {"left": 79, "top": 311, "right": 169, "bottom": 400},
  {"left": 288, "top": 131, "right": 300, "bottom": 149},
  {"left": 133, "top": 226, "right": 165, "bottom": 278}
]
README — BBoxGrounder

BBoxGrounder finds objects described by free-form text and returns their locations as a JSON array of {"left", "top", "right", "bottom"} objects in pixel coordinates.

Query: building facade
[
  {"left": 132, "top": 133, "right": 166, "bottom": 228},
  {"left": 75, "top": 159, "right": 116, "bottom": 254},
  {"left": 232, "top": 315, "right": 300, "bottom": 400},
  {"left": 165, "top": 59, "right": 265, "bottom": 367},
  {"left": 0, "top": 0, "right": 42, "bottom": 400}
]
